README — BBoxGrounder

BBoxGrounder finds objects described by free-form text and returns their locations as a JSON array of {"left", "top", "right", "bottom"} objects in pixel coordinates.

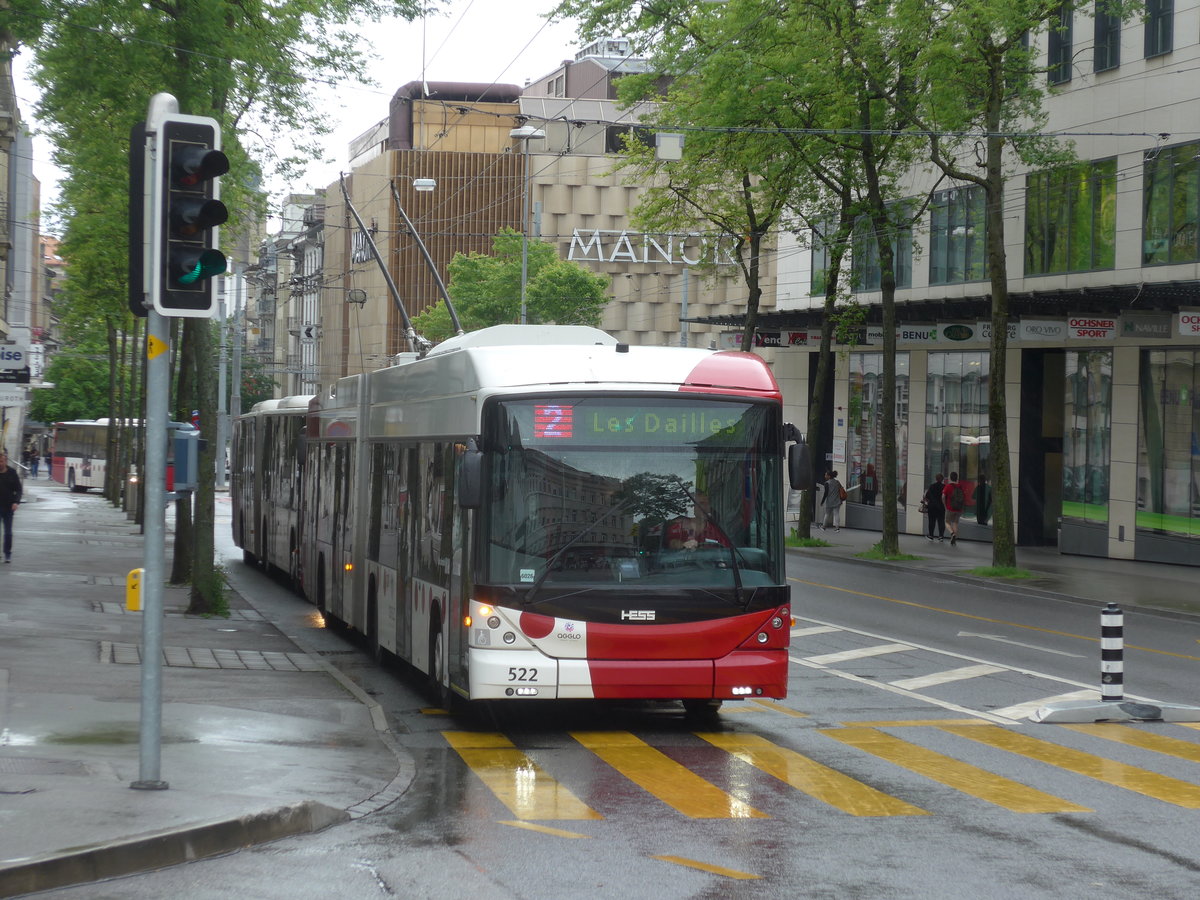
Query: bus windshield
[{"left": 482, "top": 396, "right": 782, "bottom": 596}]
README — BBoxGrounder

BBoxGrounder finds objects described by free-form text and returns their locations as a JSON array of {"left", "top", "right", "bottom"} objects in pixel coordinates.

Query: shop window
[
  {"left": 1025, "top": 159, "right": 1116, "bottom": 275},
  {"left": 848, "top": 352, "right": 910, "bottom": 508},
  {"left": 925, "top": 352, "right": 990, "bottom": 521},
  {"left": 929, "top": 186, "right": 987, "bottom": 285},
  {"left": 1142, "top": 141, "right": 1199, "bottom": 265},
  {"left": 1063, "top": 350, "right": 1112, "bottom": 523},
  {"left": 1137, "top": 349, "right": 1200, "bottom": 537}
]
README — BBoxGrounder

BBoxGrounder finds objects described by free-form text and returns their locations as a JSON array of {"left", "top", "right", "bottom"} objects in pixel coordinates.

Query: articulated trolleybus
[{"left": 236, "top": 325, "right": 806, "bottom": 710}]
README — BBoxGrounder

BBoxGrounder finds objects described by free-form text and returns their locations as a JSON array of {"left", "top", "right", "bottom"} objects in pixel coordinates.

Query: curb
[{"left": 0, "top": 800, "right": 347, "bottom": 898}]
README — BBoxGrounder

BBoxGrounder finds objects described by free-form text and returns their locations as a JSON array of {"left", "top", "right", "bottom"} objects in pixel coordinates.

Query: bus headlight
[
  {"left": 756, "top": 632, "right": 769, "bottom": 643},
  {"left": 503, "top": 632, "right": 516, "bottom": 644}
]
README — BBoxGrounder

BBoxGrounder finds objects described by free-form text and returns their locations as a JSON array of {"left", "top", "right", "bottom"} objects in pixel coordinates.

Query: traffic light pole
[
  {"left": 134, "top": 307, "right": 171, "bottom": 790},
  {"left": 132, "top": 92, "right": 178, "bottom": 790}
]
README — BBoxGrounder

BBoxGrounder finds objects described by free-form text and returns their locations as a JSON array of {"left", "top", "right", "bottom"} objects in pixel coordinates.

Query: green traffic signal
[{"left": 171, "top": 247, "right": 227, "bottom": 286}]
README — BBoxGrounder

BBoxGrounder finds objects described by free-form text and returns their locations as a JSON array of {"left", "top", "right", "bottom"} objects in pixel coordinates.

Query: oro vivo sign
[{"left": 1180, "top": 312, "right": 1200, "bottom": 336}]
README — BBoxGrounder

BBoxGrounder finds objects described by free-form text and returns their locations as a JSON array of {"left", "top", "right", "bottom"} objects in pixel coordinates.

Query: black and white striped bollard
[{"left": 1100, "top": 602, "right": 1123, "bottom": 702}]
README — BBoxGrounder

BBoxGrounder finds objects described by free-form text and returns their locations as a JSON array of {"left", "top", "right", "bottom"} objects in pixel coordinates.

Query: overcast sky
[{"left": 14, "top": 0, "right": 583, "bottom": 227}]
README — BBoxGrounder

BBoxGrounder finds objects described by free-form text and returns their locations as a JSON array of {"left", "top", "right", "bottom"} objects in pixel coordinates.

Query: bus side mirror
[
  {"left": 788, "top": 439, "right": 812, "bottom": 491},
  {"left": 459, "top": 440, "right": 483, "bottom": 509}
]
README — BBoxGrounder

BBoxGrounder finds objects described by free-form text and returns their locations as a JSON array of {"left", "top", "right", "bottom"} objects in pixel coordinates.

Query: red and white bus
[
  {"left": 234, "top": 325, "right": 807, "bottom": 711},
  {"left": 51, "top": 418, "right": 195, "bottom": 493}
]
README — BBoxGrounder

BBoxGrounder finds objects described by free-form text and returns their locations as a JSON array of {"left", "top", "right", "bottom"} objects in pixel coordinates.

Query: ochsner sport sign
[
  {"left": 1067, "top": 316, "right": 1118, "bottom": 340},
  {"left": 1179, "top": 312, "right": 1200, "bottom": 337}
]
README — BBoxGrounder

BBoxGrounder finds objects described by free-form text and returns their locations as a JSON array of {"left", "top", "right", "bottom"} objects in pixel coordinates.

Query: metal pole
[
  {"left": 231, "top": 271, "right": 243, "bottom": 421},
  {"left": 133, "top": 306, "right": 169, "bottom": 790},
  {"left": 519, "top": 138, "right": 530, "bottom": 325},
  {"left": 215, "top": 293, "right": 228, "bottom": 488},
  {"left": 680, "top": 267, "right": 690, "bottom": 348},
  {"left": 1101, "top": 602, "right": 1124, "bottom": 702}
]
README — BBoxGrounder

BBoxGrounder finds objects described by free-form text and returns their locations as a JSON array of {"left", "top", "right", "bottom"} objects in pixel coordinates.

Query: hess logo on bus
[{"left": 621, "top": 610, "right": 656, "bottom": 621}]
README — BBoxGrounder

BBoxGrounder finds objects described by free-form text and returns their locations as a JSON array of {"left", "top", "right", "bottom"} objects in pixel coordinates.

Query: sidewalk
[
  {"left": 0, "top": 479, "right": 413, "bottom": 898},
  {"left": 789, "top": 524, "right": 1200, "bottom": 618}
]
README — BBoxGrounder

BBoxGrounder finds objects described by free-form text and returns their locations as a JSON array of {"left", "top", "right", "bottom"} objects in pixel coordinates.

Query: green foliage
[
  {"left": 786, "top": 529, "right": 831, "bottom": 548},
  {"left": 237, "top": 357, "right": 277, "bottom": 410},
  {"left": 856, "top": 543, "right": 922, "bottom": 562},
  {"left": 966, "top": 566, "right": 1033, "bottom": 579},
  {"left": 413, "top": 229, "right": 610, "bottom": 342},
  {"left": 29, "top": 349, "right": 114, "bottom": 422}
]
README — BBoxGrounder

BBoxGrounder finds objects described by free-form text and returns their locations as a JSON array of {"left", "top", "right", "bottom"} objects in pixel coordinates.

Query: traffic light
[{"left": 152, "top": 115, "right": 229, "bottom": 317}]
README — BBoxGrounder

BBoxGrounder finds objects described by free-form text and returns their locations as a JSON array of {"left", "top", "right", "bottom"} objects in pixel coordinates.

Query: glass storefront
[
  {"left": 1063, "top": 350, "right": 1113, "bottom": 523},
  {"left": 1137, "top": 349, "right": 1200, "bottom": 537},
  {"left": 847, "top": 352, "right": 909, "bottom": 507},
  {"left": 925, "top": 351, "right": 990, "bottom": 521}
]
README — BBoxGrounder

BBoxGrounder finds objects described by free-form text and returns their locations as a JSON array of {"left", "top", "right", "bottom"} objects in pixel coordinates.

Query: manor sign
[{"left": 567, "top": 229, "right": 737, "bottom": 267}]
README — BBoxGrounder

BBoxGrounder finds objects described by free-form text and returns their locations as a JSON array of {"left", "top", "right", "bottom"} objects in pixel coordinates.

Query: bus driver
[{"left": 667, "top": 492, "right": 731, "bottom": 550}]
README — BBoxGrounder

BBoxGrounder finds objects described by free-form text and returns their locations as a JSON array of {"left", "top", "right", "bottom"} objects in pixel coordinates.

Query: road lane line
[
  {"left": 751, "top": 698, "right": 809, "bottom": 717},
  {"left": 498, "top": 821, "right": 591, "bottom": 839},
  {"left": 957, "top": 631, "right": 1084, "bottom": 657},
  {"left": 824, "top": 727, "right": 1090, "bottom": 814},
  {"left": 889, "top": 664, "right": 1005, "bottom": 691},
  {"left": 938, "top": 724, "right": 1200, "bottom": 808},
  {"left": 697, "top": 732, "right": 927, "bottom": 817},
  {"left": 571, "top": 731, "right": 768, "bottom": 819},
  {"left": 1058, "top": 723, "right": 1200, "bottom": 764},
  {"left": 791, "top": 625, "right": 842, "bottom": 637},
  {"left": 804, "top": 642, "right": 915, "bottom": 665},
  {"left": 442, "top": 731, "right": 603, "bottom": 821},
  {"left": 788, "top": 578, "right": 1200, "bottom": 662},
  {"left": 991, "top": 690, "right": 1098, "bottom": 720},
  {"left": 650, "top": 856, "right": 760, "bottom": 880},
  {"left": 789, "top": 656, "right": 1015, "bottom": 724}
]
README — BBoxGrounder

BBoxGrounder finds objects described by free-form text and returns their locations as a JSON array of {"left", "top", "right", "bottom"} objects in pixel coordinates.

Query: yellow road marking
[
  {"left": 443, "top": 731, "right": 602, "bottom": 821},
  {"left": 825, "top": 727, "right": 1090, "bottom": 813},
  {"left": 789, "top": 578, "right": 1200, "bottom": 663},
  {"left": 939, "top": 724, "right": 1200, "bottom": 808},
  {"left": 751, "top": 699, "right": 809, "bottom": 717},
  {"left": 847, "top": 719, "right": 989, "bottom": 727},
  {"left": 498, "top": 821, "right": 590, "bottom": 839},
  {"left": 571, "top": 731, "right": 767, "bottom": 819},
  {"left": 1060, "top": 724, "right": 1200, "bottom": 763},
  {"left": 650, "top": 855, "right": 760, "bottom": 880},
  {"left": 420, "top": 707, "right": 450, "bottom": 715},
  {"left": 697, "top": 732, "right": 926, "bottom": 817}
]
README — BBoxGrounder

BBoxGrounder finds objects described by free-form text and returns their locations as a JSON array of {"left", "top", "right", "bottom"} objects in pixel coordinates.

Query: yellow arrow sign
[{"left": 147, "top": 335, "right": 168, "bottom": 360}]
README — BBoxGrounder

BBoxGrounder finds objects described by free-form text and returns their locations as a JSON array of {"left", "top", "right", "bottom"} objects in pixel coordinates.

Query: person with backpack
[
  {"left": 818, "top": 469, "right": 845, "bottom": 532},
  {"left": 942, "top": 471, "right": 966, "bottom": 545},
  {"left": 922, "top": 472, "right": 946, "bottom": 541}
]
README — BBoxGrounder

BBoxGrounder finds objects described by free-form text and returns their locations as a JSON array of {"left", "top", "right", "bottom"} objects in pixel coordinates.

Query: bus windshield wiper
[{"left": 522, "top": 498, "right": 639, "bottom": 606}]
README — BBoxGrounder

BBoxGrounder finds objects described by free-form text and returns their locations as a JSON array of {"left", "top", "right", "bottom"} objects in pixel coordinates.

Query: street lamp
[{"left": 509, "top": 124, "right": 546, "bottom": 325}]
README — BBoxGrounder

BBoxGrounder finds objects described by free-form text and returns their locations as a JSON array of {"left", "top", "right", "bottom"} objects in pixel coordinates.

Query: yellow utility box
[{"left": 126, "top": 568, "right": 144, "bottom": 611}]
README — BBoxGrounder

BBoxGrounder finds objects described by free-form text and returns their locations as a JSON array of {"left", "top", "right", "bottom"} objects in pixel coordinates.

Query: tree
[
  {"left": 29, "top": 348, "right": 113, "bottom": 423},
  {"left": 876, "top": 0, "right": 1107, "bottom": 567},
  {"left": 5, "top": 0, "right": 429, "bottom": 611},
  {"left": 412, "top": 229, "right": 610, "bottom": 341}
]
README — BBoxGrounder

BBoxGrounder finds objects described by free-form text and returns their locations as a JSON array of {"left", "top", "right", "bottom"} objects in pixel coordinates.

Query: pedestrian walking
[
  {"left": 0, "top": 451, "right": 23, "bottom": 563},
  {"left": 975, "top": 472, "right": 992, "bottom": 526},
  {"left": 922, "top": 472, "right": 946, "bottom": 541},
  {"left": 819, "top": 469, "right": 846, "bottom": 532},
  {"left": 943, "top": 471, "right": 966, "bottom": 545},
  {"left": 29, "top": 451, "right": 39, "bottom": 478}
]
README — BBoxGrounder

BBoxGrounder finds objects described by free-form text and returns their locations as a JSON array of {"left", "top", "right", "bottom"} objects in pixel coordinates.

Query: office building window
[
  {"left": 848, "top": 352, "right": 910, "bottom": 508},
  {"left": 1048, "top": 4, "right": 1073, "bottom": 85},
  {"left": 1143, "top": 141, "right": 1199, "bottom": 265},
  {"left": 1137, "top": 349, "right": 1200, "bottom": 537},
  {"left": 1093, "top": 5, "right": 1120, "bottom": 72},
  {"left": 1063, "top": 350, "right": 1112, "bottom": 523},
  {"left": 810, "top": 219, "right": 835, "bottom": 296},
  {"left": 929, "top": 186, "right": 987, "bottom": 285},
  {"left": 1025, "top": 159, "right": 1117, "bottom": 275},
  {"left": 1144, "top": 0, "right": 1173, "bottom": 58},
  {"left": 852, "top": 212, "right": 912, "bottom": 291},
  {"left": 926, "top": 352, "right": 990, "bottom": 521}
]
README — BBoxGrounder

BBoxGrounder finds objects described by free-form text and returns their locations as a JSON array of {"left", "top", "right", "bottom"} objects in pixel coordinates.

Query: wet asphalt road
[{"left": 40, "top": 505, "right": 1200, "bottom": 900}]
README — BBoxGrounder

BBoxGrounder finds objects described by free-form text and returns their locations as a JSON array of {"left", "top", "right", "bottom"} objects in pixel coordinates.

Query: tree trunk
[
  {"left": 187, "top": 319, "right": 219, "bottom": 614},
  {"left": 170, "top": 323, "right": 195, "bottom": 584}
]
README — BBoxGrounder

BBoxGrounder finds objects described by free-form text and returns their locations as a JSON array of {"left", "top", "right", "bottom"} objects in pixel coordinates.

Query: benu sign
[{"left": 567, "top": 229, "right": 737, "bottom": 267}]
